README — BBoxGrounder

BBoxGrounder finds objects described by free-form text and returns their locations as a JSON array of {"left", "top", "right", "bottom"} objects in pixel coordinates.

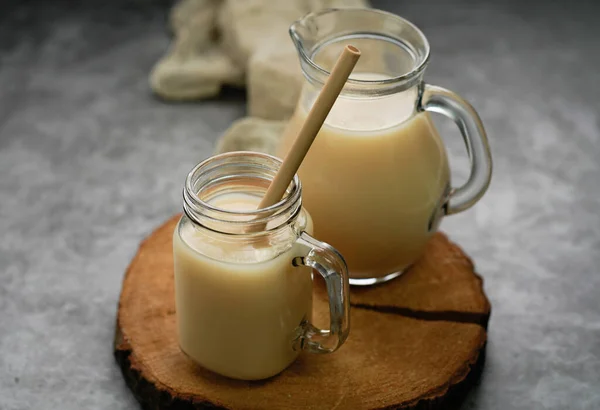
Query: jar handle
[
  {"left": 294, "top": 232, "right": 350, "bottom": 354},
  {"left": 420, "top": 84, "right": 493, "bottom": 215}
]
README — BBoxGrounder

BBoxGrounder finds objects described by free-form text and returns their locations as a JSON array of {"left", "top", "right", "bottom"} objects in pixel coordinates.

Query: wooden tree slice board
[{"left": 114, "top": 215, "right": 491, "bottom": 410}]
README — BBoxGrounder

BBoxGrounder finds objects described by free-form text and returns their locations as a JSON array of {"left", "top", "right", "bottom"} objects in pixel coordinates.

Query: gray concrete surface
[{"left": 0, "top": 0, "right": 598, "bottom": 409}]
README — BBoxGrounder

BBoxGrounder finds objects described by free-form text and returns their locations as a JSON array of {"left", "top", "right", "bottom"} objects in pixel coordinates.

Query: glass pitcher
[{"left": 277, "top": 8, "right": 492, "bottom": 286}]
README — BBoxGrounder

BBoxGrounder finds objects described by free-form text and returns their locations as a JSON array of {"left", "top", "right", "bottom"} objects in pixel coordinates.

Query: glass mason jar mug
[
  {"left": 278, "top": 8, "right": 493, "bottom": 285},
  {"left": 172, "top": 151, "right": 350, "bottom": 381}
]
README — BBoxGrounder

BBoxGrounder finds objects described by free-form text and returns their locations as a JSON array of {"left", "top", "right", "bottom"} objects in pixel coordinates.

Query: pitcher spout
[
  {"left": 289, "top": 9, "right": 325, "bottom": 61},
  {"left": 288, "top": 8, "right": 430, "bottom": 95}
]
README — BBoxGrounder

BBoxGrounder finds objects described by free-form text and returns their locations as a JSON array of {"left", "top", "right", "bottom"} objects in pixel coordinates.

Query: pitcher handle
[
  {"left": 420, "top": 84, "right": 493, "bottom": 215},
  {"left": 294, "top": 231, "right": 350, "bottom": 354}
]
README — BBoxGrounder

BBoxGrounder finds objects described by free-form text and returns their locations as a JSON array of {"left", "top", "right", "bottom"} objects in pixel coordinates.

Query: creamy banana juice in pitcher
[{"left": 278, "top": 9, "right": 492, "bottom": 285}]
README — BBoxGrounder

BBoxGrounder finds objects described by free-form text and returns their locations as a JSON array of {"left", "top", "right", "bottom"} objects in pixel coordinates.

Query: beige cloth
[{"left": 151, "top": 0, "right": 370, "bottom": 125}]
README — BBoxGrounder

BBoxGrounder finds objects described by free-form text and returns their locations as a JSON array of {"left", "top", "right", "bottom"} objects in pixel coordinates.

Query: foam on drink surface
[
  {"left": 209, "top": 192, "right": 262, "bottom": 212},
  {"left": 315, "top": 72, "right": 418, "bottom": 131},
  {"left": 180, "top": 192, "right": 287, "bottom": 264}
]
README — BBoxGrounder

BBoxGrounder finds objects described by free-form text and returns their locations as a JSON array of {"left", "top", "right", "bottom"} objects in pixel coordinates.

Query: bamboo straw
[{"left": 258, "top": 45, "right": 361, "bottom": 209}]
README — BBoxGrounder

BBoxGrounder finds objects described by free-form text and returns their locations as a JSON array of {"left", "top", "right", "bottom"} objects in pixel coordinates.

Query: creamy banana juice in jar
[{"left": 173, "top": 152, "right": 350, "bottom": 380}]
